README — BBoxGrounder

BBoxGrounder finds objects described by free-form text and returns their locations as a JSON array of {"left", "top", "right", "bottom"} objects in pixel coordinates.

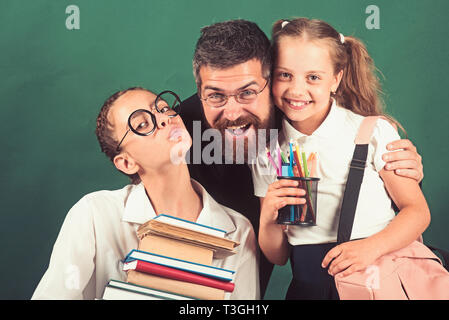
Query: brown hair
[
  {"left": 193, "top": 19, "right": 272, "bottom": 89},
  {"left": 271, "top": 18, "right": 405, "bottom": 133},
  {"left": 95, "top": 87, "right": 145, "bottom": 184}
]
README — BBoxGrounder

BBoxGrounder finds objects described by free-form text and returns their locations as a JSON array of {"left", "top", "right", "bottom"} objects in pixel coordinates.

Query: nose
[
  {"left": 222, "top": 97, "right": 244, "bottom": 121},
  {"left": 291, "top": 77, "right": 308, "bottom": 96},
  {"left": 155, "top": 111, "right": 171, "bottom": 129}
]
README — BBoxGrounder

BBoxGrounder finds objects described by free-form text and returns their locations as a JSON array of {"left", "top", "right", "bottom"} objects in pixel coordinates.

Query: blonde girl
[{"left": 252, "top": 18, "right": 430, "bottom": 299}]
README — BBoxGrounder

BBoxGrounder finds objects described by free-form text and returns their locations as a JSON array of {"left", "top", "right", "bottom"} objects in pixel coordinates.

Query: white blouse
[
  {"left": 250, "top": 101, "right": 400, "bottom": 245},
  {"left": 32, "top": 179, "right": 260, "bottom": 300}
]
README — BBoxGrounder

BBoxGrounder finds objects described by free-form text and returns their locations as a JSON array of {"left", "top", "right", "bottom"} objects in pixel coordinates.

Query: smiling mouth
[
  {"left": 226, "top": 123, "right": 252, "bottom": 136},
  {"left": 284, "top": 98, "right": 313, "bottom": 110}
]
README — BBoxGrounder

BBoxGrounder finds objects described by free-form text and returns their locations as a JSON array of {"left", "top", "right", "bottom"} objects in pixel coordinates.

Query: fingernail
[
  {"left": 384, "top": 154, "right": 390, "bottom": 161},
  {"left": 387, "top": 144, "right": 392, "bottom": 150}
]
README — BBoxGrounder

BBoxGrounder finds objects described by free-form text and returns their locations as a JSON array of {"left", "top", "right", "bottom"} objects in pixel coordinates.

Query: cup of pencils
[
  {"left": 266, "top": 140, "right": 320, "bottom": 226},
  {"left": 276, "top": 175, "right": 319, "bottom": 226}
]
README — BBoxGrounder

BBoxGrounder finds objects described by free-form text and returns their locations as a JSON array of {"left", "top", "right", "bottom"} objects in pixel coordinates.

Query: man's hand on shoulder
[{"left": 382, "top": 139, "right": 423, "bottom": 183}]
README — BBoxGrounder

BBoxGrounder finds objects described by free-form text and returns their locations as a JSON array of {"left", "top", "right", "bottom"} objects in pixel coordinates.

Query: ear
[
  {"left": 113, "top": 152, "right": 140, "bottom": 176},
  {"left": 331, "top": 69, "right": 344, "bottom": 93}
]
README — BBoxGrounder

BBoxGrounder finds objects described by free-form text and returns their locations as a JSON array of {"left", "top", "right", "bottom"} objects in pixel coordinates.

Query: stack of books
[{"left": 102, "top": 214, "right": 240, "bottom": 300}]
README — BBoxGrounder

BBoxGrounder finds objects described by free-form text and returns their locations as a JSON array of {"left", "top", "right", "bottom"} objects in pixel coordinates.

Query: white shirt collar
[
  {"left": 282, "top": 98, "right": 345, "bottom": 140},
  {"left": 122, "top": 179, "right": 237, "bottom": 234},
  {"left": 122, "top": 183, "right": 156, "bottom": 225}
]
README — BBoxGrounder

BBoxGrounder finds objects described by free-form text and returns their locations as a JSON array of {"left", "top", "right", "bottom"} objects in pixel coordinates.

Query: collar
[
  {"left": 122, "top": 183, "right": 156, "bottom": 225},
  {"left": 122, "top": 179, "right": 237, "bottom": 235},
  {"left": 282, "top": 98, "right": 345, "bottom": 140}
]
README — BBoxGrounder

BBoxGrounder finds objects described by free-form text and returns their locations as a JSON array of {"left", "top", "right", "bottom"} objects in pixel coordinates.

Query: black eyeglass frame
[
  {"left": 115, "top": 90, "right": 181, "bottom": 152},
  {"left": 199, "top": 79, "right": 270, "bottom": 108}
]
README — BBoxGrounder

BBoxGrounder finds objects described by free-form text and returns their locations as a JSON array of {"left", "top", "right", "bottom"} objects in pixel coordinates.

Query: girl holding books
[
  {"left": 32, "top": 88, "right": 259, "bottom": 300},
  {"left": 250, "top": 18, "right": 430, "bottom": 299}
]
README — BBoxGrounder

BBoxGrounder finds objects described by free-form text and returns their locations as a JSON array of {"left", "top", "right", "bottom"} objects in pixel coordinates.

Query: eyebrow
[
  {"left": 307, "top": 70, "right": 327, "bottom": 74},
  {"left": 203, "top": 80, "right": 260, "bottom": 92},
  {"left": 275, "top": 67, "right": 327, "bottom": 74}
]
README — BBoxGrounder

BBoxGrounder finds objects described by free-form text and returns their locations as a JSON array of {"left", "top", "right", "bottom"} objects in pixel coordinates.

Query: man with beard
[{"left": 179, "top": 19, "right": 424, "bottom": 298}]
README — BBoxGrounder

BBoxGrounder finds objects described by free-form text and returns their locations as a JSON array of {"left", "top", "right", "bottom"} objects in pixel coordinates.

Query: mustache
[{"left": 213, "top": 113, "right": 262, "bottom": 131}]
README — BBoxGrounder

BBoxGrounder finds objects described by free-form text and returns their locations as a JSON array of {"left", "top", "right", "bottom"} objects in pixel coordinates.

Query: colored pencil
[
  {"left": 288, "top": 142, "right": 295, "bottom": 177},
  {"left": 292, "top": 142, "right": 316, "bottom": 223},
  {"left": 301, "top": 151, "right": 309, "bottom": 177},
  {"left": 280, "top": 150, "right": 288, "bottom": 164},
  {"left": 307, "top": 153, "right": 317, "bottom": 177},
  {"left": 266, "top": 148, "right": 279, "bottom": 175},
  {"left": 277, "top": 146, "right": 282, "bottom": 175},
  {"left": 293, "top": 142, "right": 304, "bottom": 177}
]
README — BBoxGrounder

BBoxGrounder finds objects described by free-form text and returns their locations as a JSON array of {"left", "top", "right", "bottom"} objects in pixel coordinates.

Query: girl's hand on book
[
  {"left": 260, "top": 179, "right": 306, "bottom": 226},
  {"left": 321, "top": 238, "right": 382, "bottom": 277}
]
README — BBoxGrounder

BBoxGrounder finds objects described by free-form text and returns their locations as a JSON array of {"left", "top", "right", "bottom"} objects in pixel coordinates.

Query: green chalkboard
[{"left": 0, "top": 0, "right": 448, "bottom": 300}]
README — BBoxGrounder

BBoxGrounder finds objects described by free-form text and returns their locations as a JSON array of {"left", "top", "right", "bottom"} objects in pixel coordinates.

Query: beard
[{"left": 211, "top": 109, "right": 275, "bottom": 164}]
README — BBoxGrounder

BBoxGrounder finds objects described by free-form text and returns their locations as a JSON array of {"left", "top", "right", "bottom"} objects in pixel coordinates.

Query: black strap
[
  {"left": 336, "top": 145, "right": 449, "bottom": 273},
  {"left": 336, "top": 144, "right": 369, "bottom": 244}
]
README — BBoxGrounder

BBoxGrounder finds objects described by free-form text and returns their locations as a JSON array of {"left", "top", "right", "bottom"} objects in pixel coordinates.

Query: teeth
[
  {"left": 289, "top": 100, "right": 310, "bottom": 107},
  {"left": 226, "top": 123, "right": 251, "bottom": 136},
  {"left": 227, "top": 124, "right": 248, "bottom": 130}
]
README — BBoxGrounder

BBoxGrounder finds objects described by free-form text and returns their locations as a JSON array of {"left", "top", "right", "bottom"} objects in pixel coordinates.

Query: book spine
[
  {"left": 134, "top": 260, "right": 235, "bottom": 292},
  {"left": 127, "top": 250, "right": 234, "bottom": 281},
  {"left": 155, "top": 215, "right": 226, "bottom": 237},
  {"left": 127, "top": 271, "right": 225, "bottom": 300}
]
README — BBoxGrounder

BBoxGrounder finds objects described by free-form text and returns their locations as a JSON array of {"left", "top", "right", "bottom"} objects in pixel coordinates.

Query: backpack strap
[
  {"left": 355, "top": 116, "right": 380, "bottom": 144},
  {"left": 336, "top": 117, "right": 449, "bottom": 271},
  {"left": 337, "top": 116, "right": 380, "bottom": 244}
]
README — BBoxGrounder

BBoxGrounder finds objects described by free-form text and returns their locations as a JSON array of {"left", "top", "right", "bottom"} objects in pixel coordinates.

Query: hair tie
[
  {"left": 339, "top": 33, "right": 345, "bottom": 44},
  {"left": 281, "top": 21, "right": 289, "bottom": 29}
]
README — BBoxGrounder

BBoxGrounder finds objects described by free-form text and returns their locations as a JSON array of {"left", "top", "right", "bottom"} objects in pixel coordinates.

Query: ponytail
[
  {"left": 335, "top": 36, "right": 383, "bottom": 116},
  {"left": 338, "top": 36, "right": 405, "bottom": 134}
]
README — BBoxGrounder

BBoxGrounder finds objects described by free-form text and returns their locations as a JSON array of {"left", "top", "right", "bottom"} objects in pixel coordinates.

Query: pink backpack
[{"left": 334, "top": 116, "right": 449, "bottom": 300}]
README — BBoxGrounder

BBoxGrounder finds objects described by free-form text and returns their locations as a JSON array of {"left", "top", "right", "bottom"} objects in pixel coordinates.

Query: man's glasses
[
  {"left": 116, "top": 90, "right": 181, "bottom": 152},
  {"left": 199, "top": 80, "right": 269, "bottom": 108}
]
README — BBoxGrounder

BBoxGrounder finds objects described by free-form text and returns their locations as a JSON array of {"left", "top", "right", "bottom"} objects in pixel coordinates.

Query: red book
[{"left": 123, "top": 260, "right": 235, "bottom": 293}]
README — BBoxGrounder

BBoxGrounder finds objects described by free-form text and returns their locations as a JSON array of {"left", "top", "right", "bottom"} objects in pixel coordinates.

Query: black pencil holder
[{"left": 276, "top": 176, "right": 319, "bottom": 226}]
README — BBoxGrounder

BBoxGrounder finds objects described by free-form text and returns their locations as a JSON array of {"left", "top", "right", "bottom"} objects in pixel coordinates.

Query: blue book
[{"left": 125, "top": 249, "right": 235, "bottom": 282}]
